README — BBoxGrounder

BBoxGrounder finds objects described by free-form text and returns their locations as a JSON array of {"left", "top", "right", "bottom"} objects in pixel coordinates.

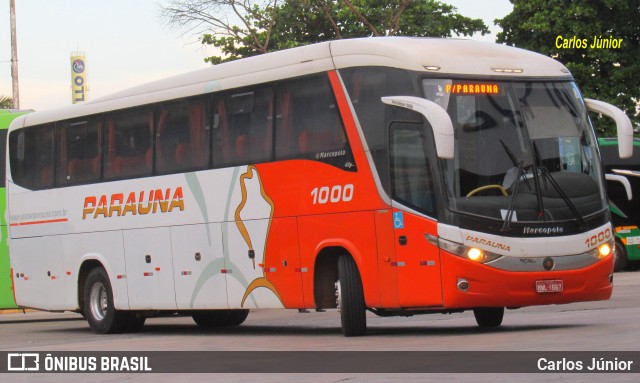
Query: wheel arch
[
  {"left": 77, "top": 254, "right": 127, "bottom": 312},
  {"left": 312, "top": 239, "right": 371, "bottom": 309}
]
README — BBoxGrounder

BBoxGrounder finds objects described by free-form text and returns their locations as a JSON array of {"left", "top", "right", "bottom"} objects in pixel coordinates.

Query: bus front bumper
[{"left": 440, "top": 251, "right": 614, "bottom": 309}]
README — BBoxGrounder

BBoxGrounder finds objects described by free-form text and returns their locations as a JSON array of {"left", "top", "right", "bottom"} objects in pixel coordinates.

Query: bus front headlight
[
  {"left": 588, "top": 241, "right": 613, "bottom": 259},
  {"left": 439, "top": 239, "right": 502, "bottom": 264},
  {"left": 596, "top": 242, "right": 612, "bottom": 259}
]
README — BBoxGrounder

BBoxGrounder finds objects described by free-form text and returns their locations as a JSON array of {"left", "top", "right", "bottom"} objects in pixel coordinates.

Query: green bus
[
  {"left": 599, "top": 137, "right": 640, "bottom": 271},
  {"left": 0, "top": 109, "right": 33, "bottom": 309}
]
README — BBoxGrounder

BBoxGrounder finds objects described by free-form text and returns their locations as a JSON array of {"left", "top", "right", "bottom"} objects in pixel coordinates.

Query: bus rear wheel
[
  {"left": 83, "top": 267, "right": 129, "bottom": 334},
  {"left": 337, "top": 254, "right": 367, "bottom": 337},
  {"left": 473, "top": 307, "right": 504, "bottom": 328},
  {"left": 192, "top": 310, "right": 249, "bottom": 328}
]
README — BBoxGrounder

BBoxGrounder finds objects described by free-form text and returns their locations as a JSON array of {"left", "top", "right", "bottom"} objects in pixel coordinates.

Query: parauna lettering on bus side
[{"left": 82, "top": 187, "right": 184, "bottom": 219}]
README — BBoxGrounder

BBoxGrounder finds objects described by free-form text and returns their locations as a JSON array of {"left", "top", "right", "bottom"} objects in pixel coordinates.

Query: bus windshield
[{"left": 423, "top": 79, "right": 606, "bottom": 224}]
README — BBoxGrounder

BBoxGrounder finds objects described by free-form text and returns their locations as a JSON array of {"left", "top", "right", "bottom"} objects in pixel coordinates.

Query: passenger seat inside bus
[
  {"left": 298, "top": 130, "right": 339, "bottom": 154},
  {"left": 66, "top": 157, "right": 100, "bottom": 182},
  {"left": 113, "top": 149, "right": 152, "bottom": 177},
  {"left": 40, "top": 166, "right": 54, "bottom": 187},
  {"left": 174, "top": 143, "right": 188, "bottom": 166}
]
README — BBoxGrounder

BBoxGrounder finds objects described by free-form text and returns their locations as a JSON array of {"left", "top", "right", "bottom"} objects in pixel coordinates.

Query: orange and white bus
[{"left": 7, "top": 37, "right": 633, "bottom": 336}]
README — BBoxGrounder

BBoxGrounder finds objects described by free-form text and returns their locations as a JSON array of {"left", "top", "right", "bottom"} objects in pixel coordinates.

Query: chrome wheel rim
[{"left": 89, "top": 282, "right": 108, "bottom": 321}]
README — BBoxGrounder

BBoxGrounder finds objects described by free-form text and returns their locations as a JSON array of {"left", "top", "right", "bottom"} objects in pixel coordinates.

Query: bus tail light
[{"left": 438, "top": 238, "right": 502, "bottom": 264}]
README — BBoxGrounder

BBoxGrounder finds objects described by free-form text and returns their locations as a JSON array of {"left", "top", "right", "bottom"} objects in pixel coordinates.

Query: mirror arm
[{"left": 585, "top": 98, "right": 633, "bottom": 159}]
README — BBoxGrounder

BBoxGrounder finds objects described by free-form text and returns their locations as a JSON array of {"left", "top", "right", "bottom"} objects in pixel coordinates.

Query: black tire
[
  {"left": 83, "top": 267, "right": 129, "bottom": 334},
  {"left": 614, "top": 239, "right": 628, "bottom": 272},
  {"left": 473, "top": 307, "right": 504, "bottom": 328},
  {"left": 192, "top": 310, "right": 249, "bottom": 328},
  {"left": 125, "top": 312, "right": 146, "bottom": 333},
  {"left": 337, "top": 255, "right": 367, "bottom": 337}
]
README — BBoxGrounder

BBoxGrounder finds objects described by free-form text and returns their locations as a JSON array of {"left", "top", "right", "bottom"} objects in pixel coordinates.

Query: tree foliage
[
  {"left": 162, "top": 0, "right": 280, "bottom": 64},
  {"left": 161, "top": 0, "right": 489, "bottom": 64},
  {"left": 496, "top": 0, "right": 640, "bottom": 136},
  {"left": 0, "top": 96, "right": 13, "bottom": 109}
]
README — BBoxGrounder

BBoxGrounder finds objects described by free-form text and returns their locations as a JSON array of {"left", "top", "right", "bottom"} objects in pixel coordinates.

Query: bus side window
[
  {"left": 212, "top": 98, "right": 231, "bottom": 167},
  {"left": 104, "top": 108, "right": 153, "bottom": 180},
  {"left": 275, "top": 74, "right": 355, "bottom": 171},
  {"left": 9, "top": 124, "right": 54, "bottom": 190},
  {"left": 233, "top": 88, "right": 273, "bottom": 165},
  {"left": 56, "top": 119, "right": 102, "bottom": 186},
  {"left": 340, "top": 67, "right": 417, "bottom": 190},
  {"left": 156, "top": 99, "right": 209, "bottom": 174},
  {"left": 390, "top": 123, "right": 436, "bottom": 215},
  {"left": 213, "top": 87, "right": 273, "bottom": 168}
]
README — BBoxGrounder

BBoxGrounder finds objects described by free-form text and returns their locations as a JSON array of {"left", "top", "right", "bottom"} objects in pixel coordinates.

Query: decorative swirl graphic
[{"left": 235, "top": 166, "right": 283, "bottom": 307}]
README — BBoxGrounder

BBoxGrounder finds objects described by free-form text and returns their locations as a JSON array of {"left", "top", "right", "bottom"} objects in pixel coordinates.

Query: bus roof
[{"left": 14, "top": 37, "right": 571, "bottom": 129}]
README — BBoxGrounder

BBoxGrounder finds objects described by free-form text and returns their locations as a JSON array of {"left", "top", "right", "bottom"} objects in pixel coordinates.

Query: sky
[{"left": 0, "top": 0, "right": 513, "bottom": 111}]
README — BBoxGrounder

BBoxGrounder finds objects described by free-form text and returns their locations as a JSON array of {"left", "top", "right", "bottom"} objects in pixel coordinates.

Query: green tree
[
  {"left": 496, "top": 0, "right": 640, "bottom": 136},
  {"left": 161, "top": 0, "right": 489, "bottom": 64},
  {"left": 162, "top": 0, "right": 280, "bottom": 64},
  {"left": 0, "top": 96, "right": 13, "bottom": 109}
]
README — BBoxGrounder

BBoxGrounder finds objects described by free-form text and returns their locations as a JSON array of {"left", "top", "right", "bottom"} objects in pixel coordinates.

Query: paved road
[{"left": 1, "top": 271, "right": 639, "bottom": 382}]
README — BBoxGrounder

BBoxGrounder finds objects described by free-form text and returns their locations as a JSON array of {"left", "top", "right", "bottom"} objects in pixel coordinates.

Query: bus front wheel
[
  {"left": 614, "top": 239, "right": 628, "bottom": 272},
  {"left": 83, "top": 267, "right": 129, "bottom": 334},
  {"left": 473, "top": 307, "right": 504, "bottom": 328},
  {"left": 337, "top": 255, "right": 367, "bottom": 337}
]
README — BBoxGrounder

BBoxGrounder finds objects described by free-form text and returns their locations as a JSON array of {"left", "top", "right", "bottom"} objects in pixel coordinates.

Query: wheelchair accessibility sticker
[{"left": 393, "top": 212, "right": 404, "bottom": 229}]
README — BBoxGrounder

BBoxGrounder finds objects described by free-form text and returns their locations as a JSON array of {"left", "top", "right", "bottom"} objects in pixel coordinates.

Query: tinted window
[
  {"left": 104, "top": 108, "right": 153, "bottom": 180},
  {"left": 156, "top": 99, "right": 210, "bottom": 174},
  {"left": 212, "top": 87, "right": 273, "bottom": 168},
  {"left": 0, "top": 130, "right": 7, "bottom": 187},
  {"left": 275, "top": 74, "right": 355, "bottom": 171},
  {"left": 9, "top": 124, "right": 55, "bottom": 190},
  {"left": 390, "top": 123, "right": 436, "bottom": 215},
  {"left": 56, "top": 118, "right": 102, "bottom": 186},
  {"left": 341, "top": 67, "right": 417, "bottom": 188}
]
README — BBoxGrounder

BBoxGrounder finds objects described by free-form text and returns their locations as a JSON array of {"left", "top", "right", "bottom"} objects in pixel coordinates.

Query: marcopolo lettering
[{"left": 523, "top": 226, "right": 564, "bottom": 235}]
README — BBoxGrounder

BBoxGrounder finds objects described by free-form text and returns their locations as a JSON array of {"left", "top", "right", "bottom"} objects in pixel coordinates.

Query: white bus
[{"left": 7, "top": 37, "right": 632, "bottom": 336}]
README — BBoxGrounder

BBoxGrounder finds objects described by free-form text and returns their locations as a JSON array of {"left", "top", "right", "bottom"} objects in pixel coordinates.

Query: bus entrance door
[{"left": 393, "top": 211, "right": 443, "bottom": 308}]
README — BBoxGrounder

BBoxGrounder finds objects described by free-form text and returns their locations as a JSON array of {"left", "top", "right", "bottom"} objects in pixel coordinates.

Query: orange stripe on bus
[{"left": 10, "top": 218, "right": 69, "bottom": 227}]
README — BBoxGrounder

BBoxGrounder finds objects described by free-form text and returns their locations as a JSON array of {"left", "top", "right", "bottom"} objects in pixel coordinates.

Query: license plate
[{"left": 536, "top": 280, "right": 563, "bottom": 293}]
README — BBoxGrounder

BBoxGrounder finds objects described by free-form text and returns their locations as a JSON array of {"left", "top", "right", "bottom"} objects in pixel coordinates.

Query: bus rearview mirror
[
  {"left": 605, "top": 173, "right": 632, "bottom": 201},
  {"left": 381, "top": 96, "right": 454, "bottom": 159},
  {"left": 585, "top": 98, "right": 633, "bottom": 159}
]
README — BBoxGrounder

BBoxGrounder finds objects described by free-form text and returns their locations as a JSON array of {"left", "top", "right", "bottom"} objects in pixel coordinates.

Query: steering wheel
[{"left": 466, "top": 184, "right": 508, "bottom": 197}]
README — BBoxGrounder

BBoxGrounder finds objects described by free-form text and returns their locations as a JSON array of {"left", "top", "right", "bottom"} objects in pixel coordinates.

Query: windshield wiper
[
  {"left": 531, "top": 143, "right": 546, "bottom": 220},
  {"left": 500, "top": 161, "right": 523, "bottom": 233},
  {"left": 531, "top": 142, "right": 587, "bottom": 229},
  {"left": 538, "top": 167, "right": 588, "bottom": 231},
  {"left": 499, "top": 139, "right": 532, "bottom": 191}
]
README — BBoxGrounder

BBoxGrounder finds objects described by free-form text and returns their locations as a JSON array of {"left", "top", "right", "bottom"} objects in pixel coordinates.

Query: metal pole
[{"left": 10, "top": 0, "right": 20, "bottom": 109}]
